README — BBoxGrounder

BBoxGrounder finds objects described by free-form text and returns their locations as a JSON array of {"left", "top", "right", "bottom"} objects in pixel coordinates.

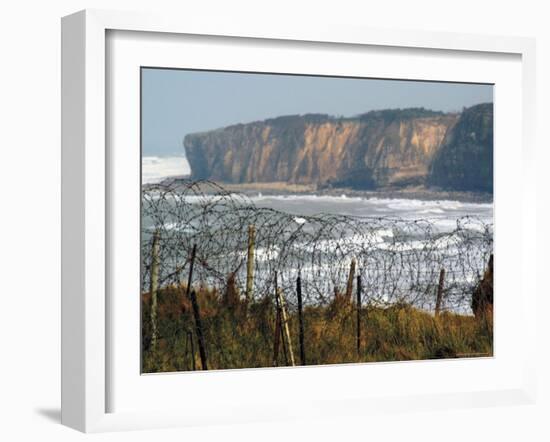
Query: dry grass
[{"left": 142, "top": 286, "right": 492, "bottom": 373}]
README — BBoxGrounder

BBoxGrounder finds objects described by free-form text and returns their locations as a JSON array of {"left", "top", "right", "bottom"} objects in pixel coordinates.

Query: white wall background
[{"left": 0, "top": 1, "right": 547, "bottom": 440}]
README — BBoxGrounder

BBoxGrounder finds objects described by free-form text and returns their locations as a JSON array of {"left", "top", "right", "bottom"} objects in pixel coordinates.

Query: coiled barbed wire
[{"left": 141, "top": 181, "right": 493, "bottom": 314}]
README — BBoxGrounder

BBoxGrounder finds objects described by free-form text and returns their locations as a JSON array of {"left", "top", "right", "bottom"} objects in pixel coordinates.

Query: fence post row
[
  {"left": 245, "top": 224, "right": 256, "bottom": 303},
  {"left": 144, "top": 186, "right": 492, "bottom": 371},
  {"left": 435, "top": 268, "right": 446, "bottom": 318},
  {"left": 150, "top": 230, "right": 160, "bottom": 351}
]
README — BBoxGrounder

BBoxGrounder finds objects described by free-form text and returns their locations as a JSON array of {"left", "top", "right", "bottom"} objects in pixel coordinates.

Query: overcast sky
[{"left": 142, "top": 68, "right": 493, "bottom": 157}]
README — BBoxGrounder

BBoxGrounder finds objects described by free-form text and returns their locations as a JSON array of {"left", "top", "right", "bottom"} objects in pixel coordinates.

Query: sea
[
  {"left": 142, "top": 155, "right": 493, "bottom": 229},
  {"left": 142, "top": 155, "right": 493, "bottom": 312}
]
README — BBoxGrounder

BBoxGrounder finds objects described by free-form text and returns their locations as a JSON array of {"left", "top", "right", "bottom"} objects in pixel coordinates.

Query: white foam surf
[{"left": 142, "top": 155, "right": 190, "bottom": 184}]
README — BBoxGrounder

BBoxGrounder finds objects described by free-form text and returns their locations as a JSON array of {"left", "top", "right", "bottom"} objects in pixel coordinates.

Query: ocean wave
[
  {"left": 250, "top": 193, "right": 365, "bottom": 203},
  {"left": 142, "top": 156, "right": 190, "bottom": 184}
]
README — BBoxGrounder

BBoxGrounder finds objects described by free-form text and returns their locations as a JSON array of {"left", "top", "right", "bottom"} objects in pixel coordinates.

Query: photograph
[{"left": 140, "top": 68, "right": 494, "bottom": 373}]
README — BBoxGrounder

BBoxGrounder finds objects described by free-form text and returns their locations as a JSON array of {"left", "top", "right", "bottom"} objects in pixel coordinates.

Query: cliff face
[
  {"left": 184, "top": 105, "right": 492, "bottom": 192},
  {"left": 428, "top": 103, "right": 494, "bottom": 192}
]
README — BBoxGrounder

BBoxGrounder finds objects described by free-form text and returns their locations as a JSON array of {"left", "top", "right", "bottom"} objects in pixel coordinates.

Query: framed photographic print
[
  {"left": 140, "top": 68, "right": 495, "bottom": 373},
  {"left": 61, "top": 9, "right": 537, "bottom": 432}
]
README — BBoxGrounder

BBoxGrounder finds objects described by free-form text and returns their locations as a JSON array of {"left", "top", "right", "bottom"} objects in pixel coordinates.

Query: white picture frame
[{"left": 61, "top": 9, "right": 537, "bottom": 433}]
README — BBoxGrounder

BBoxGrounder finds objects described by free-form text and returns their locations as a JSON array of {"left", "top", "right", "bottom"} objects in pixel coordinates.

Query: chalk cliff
[
  {"left": 184, "top": 104, "right": 492, "bottom": 192},
  {"left": 428, "top": 103, "right": 493, "bottom": 192}
]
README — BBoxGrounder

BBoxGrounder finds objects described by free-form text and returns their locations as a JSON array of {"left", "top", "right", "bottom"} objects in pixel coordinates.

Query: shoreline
[{"left": 147, "top": 176, "right": 493, "bottom": 204}]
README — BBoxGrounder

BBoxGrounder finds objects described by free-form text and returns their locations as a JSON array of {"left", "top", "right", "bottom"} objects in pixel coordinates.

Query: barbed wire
[{"left": 141, "top": 180, "right": 493, "bottom": 314}]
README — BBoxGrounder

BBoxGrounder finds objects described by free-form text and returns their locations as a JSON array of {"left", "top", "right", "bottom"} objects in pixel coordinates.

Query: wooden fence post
[
  {"left": 296, "top": 274, "right": 306, "bottom": 365},
  {"left": 245, "top": 224, "right": 256, "bottom": 302},
  {"left": 190, "top": 289, "right": 208, "bottom": 370},
  {"left": 150, "top": 230, "right": 160, "bottom": 351},
  {"left": 183, "top": 244, "right": 207, "bottom": 370},
  {"left": 435, "top": 268, "right": 445, "bottom": 318},
  {"left": 279, "top": 304, "right": 289, "bottom": 366},
  {"left": 346, "top": 258, "right": 356, "bottom": 299},
  {"left": 278, "top": 288, "right": 296, "bottom": 367},
  {"left": 185, "top": 244, "right": 197, "bottom": 299},
  {"left": 356, "top": 273, "right": 362, "bottom": 355},
  {"left": 272, "top": 272, "right": 282, "bottom": 366},
  {"left": 186, "top": 329, "right": 196, "bottom": 371}
]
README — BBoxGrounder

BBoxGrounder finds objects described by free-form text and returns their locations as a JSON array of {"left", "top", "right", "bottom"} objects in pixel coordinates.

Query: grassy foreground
[{"left": 142, "top": 286, "right": 493, "bottom": 373}]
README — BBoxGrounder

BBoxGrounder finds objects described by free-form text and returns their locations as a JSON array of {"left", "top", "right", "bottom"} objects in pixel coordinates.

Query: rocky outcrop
[
  {"left": 184, "top": 104, "right": 493, "bottom": 192},
  {"left": 428, "top": 103, "right": 493, "bottom": 192}
]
